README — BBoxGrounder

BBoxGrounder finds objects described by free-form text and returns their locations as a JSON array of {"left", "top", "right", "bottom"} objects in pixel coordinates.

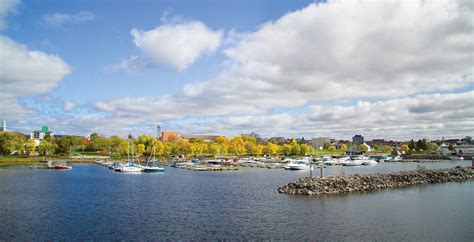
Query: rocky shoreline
[{"left": 278, "top": 166, "right": 473, "bottom": 196}]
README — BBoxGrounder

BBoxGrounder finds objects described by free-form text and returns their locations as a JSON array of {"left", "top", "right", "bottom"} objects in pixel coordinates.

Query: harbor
[{"left": 0, "top": 160, "right": 472, "bottom": 240}]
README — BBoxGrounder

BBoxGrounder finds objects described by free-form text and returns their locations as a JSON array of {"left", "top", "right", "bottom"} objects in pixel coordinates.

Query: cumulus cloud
[
  {"left": 169, "top": 91, "right": 474, "bottom": 140},
  {"left": 93, "top": 0, "right": 473, "bottom": 138},
  {"left": 131, "top": 20, "right": 223, "bottom": 71},
  {"left": 0, "top": 0, "right": 19, "bottom": 29},
  {"left": 103, "top": 56, "right": 148, "bottom": 74},
  {"left": 0, "top": 36, "right": 71, "bottom": 118},
  {"left": 42, "top": 11, "right": 95, "bottom": 27}
]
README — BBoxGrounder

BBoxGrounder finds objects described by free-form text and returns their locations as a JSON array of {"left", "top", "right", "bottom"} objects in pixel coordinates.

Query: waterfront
[{"left": 0, "top": 161, "right": 472, "bottom": 240}]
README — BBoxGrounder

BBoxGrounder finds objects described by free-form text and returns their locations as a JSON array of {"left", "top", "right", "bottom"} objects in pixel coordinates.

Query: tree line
[
  {"left": 0, "top": 132, "right": 446, "bottom": 158},
  {"left": 0, "top": 132, "right": 314, "bottom": 157}
]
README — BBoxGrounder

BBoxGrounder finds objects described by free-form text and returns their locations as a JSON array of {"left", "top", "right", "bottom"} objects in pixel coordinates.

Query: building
[
  {"left": 181, "top": 134, "right": 220, "bottom": 142},
  {"left": 310, "top": 137, "right": 330, "bottom": 150},
  {"left": 0, "top": 120, "right": 6, "bottom": 132},
  {"left": 454, "top": 145, "right": 474, "bottom": 156},
  {"left": 242, "top": 132, "right": 261, "bottom": 139},
  {"left": 31, "top": 126, "right": 54, "bottom": 140},
  {"left": 161, "top": 132, "right": 178, "bottom": 142},
  {"left": 352, "top": 134, "right": 364, "bottom": 144}
]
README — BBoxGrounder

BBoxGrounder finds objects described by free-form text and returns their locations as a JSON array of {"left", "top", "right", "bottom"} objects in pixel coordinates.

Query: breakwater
[{"left": 278, "top": 166, "right": 472, "bottom": 195}]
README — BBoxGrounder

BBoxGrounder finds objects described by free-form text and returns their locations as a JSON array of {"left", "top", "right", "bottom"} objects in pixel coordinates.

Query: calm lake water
[{"left": 0, "top": 161, "right": 472, "bottom": 240}]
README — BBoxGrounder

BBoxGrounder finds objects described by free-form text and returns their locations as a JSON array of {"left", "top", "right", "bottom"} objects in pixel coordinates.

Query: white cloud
[
  {"left": 42, "top": 11, "right": 95, "bottom": 27},
  {"left": 131, "top": 20, "right": 223, "bottom": 71},
  {"left": 218, "top": 0, "right": 473, "bottom": 101},
  {"left": 63, "top": 101, "right": 76, "bottom": 112},
  {"left": 0, "top": 36, "right": 71, "bottom": 118},
  {"left": 0, "top": 0, "right": 19, "bottom": 29},
  {"left": 92, "top": 0, "right": 474, "bottom": 139},
  {"left": 103, "top": 56, "right": 148, "bottom": 74},
  {"left": 168, "top": 91, "right": 474, "bottom": 140}
]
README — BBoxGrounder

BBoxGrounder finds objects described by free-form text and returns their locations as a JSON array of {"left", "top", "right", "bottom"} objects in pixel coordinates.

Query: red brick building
[{"left": 161, "top": 132, "right": 178, "bottom": 142}]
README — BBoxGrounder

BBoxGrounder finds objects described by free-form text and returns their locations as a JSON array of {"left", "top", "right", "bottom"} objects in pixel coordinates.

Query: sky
[{"left": 0, "top": 0, "right": 473, "bottom": 140}]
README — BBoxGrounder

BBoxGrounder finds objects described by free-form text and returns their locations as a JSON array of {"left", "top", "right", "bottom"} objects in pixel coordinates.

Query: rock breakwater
[{"left": 278, "top": 166, "right": 472, "bottom": 195}]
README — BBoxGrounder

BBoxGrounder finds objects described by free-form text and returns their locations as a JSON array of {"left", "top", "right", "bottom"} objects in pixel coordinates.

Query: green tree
[
  {"left": 416, "top": 139, "right": 428, "bottom": 151},
  {"left": 26, "top": 139, "right": 36, "bottom": 156},
  {"left": 359, "top": 143, "right": 369, "bottom": 152},
  {"left": 264, "top": 143, "right": 279, "bottom": 155},
  {"left": 136, "top": 144, "right": 145, "bottom": 156},
  {"left": 299, "top": 144, "right": 313, "bottom": 155},
  {"left": 215, "top": 136, "right": 229, "bottom": 145},
  {"left": 282, "top": 144, "right": 292, "bottom": 156},
  {"left": 208, "top": 143, "right": 220, "bottom": 156},
  {"left": 37, "top": 138, "right": 58, "bottom": 156},
  {"left": 408, "top": 139, "right": 416, "bottom": 151},
  {"left": 0, "top": 132, "right": 26, "bottom": 155},
  {"left": 328, "top": 146, "right": 336, "bottom": 151},
  {"left": 382, "top": 145, "right": 392, "bottom": 153},
  {"left": 427, "top": 142, "right": 439, "bottom": 151},
  {"left": 400, "top": 144, "right": 410, "bottom": 153}
]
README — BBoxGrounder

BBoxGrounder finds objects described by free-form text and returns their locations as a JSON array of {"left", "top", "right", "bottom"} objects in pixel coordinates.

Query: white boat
[
  {"left": 362, "top": 159, "right": 378, "bottom": 166},
  {"left": 117, "top": 137, "right": 144, "bottom": 172},
  {"left": 287, "top": 163, "right": 310, "bottom": 170},
  {"left": 118, "top": 164, "right": 143, "bottom": 172},
  {"left": 392, "top": 156, "right": 403, "bottom": 161},
  {"left": 322, "top": 156, "right": 338, "bottom": 166},
  {"left": 341, "top": 156, "right": 364, "bottom": 166}
]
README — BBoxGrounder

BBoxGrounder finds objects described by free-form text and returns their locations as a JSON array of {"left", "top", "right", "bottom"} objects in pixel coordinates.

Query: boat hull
[{"left": 54, "top": 165, "right": 72, "bottom": 170}]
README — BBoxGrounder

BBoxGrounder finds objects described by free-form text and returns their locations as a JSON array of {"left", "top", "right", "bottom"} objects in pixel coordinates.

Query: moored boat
[{"left": 54, "top": 165, "right": 72, "bottom": 170}]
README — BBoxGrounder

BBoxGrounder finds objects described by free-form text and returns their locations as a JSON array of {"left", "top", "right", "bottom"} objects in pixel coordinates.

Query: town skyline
[{"left": 1, "top": 0, "right": 473, "bottom": 140}]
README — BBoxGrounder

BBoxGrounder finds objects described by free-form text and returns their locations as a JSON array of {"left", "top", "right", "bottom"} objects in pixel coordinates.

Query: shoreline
[{"left": 278, "top": 166, "right": 473, "bottom": 196}]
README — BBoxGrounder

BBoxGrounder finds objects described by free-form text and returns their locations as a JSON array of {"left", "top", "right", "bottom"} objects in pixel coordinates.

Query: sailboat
[
  {"left": 118, "top": 137, "right": 143, "bottom": 172},
  {"left": 139, "top": 146, "right": 165, "bottom": 172}
]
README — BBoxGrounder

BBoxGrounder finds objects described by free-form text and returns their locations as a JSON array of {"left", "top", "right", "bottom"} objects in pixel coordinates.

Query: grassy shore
[{"left": 0, "top": 156, "right": 103, "bottom": 166}]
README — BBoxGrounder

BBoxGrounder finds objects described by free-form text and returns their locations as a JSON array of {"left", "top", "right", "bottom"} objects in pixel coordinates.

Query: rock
[{"left": 278, "top": 167, "right": 472, "bottom": 196}]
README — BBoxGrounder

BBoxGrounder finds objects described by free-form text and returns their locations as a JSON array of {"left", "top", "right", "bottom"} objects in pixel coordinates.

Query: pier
[{"left": 278, "top": 166, "right": 473, "bottom": 196}]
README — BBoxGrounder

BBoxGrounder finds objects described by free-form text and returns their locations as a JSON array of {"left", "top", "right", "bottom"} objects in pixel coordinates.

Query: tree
[
  {"left": 299, "top": 144, "right": 313, "bottom": 155},
  {"left": 281, "top": 144, "right": 292, "bottom": 156},
  {"left": 328, "top": 146, "right": 336, "bottom": 151},
  {"left": 382, "top": 145, "right": 392, "bottom": 153},
  {"left": 291, "top": 142, "right": 301, "bottom": 156},
  {"left": 408, "top": 139, "right": 416, "bottom": 151},
  {"left": 427, "top": 142, "right": 439, "bottom": 152},
  {"left": 55, "top": 136, "right": 74, "bottom": 155},
  {"left": 118, "top": 140, "right": 129, "bottom": 156},
  {"left": 215, "top": 136, "right": 229, "bottom": 145},
  {"left": 136, "top": 144, "right": 145, "bottom": 156},
  {"left": 0, "top": 132, "right": 26, "bottom": 155},
  {"left": 416, "top": 139, "right": 428, "bottom": 151},
  {"left": 178, "top": 139, "right": 191, "bottom": 155},
  {"left": 264, "top": 143, "right": 279, "bottom": 155},
  {"left": 208, "top": 143, "right": 220, "bottom": 156},
  {"left": 359, "top": 143, "right": 369, "bottom": 152},
  {"left": 340, "top": 144, "right": 348, "bottom": 151},
  {"left": 400, "top": 144, "right": 410, "bottom": 154},
  {"left": 154, "top": 140, "right": 165, "bottom": 156},
  {"left": 37, "top": 138, "right": 58, "bottom": 156},
  {"left": 26, "top": 139, "right": 36, "bottom": 156}
]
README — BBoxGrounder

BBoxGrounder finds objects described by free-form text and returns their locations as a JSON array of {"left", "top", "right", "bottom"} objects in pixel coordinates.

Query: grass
[{"left": 313, "top": 149, "right": 345, "bottom": 156}]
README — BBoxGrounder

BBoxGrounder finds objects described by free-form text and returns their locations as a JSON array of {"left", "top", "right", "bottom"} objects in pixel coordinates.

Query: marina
[{"left": 0, "top": 160, "right": 472, "bottom": 240}]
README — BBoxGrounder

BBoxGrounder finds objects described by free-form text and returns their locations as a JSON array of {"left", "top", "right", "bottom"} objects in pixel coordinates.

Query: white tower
[
  {"left": 157, "top": 125, "right": 162, "bottom": 138},
  {"left": 0, "top": 120, "right": 6, "bottom": 132}
]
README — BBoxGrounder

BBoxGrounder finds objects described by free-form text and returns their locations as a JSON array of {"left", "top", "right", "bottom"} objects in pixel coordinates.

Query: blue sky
[{"left": 1, "top": 0, "right": 473, "bottom": 140}]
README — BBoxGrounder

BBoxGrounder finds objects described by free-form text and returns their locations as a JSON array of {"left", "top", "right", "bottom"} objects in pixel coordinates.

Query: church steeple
[{"left": 1, "top": 120, "right": 6, "bottom": 132}]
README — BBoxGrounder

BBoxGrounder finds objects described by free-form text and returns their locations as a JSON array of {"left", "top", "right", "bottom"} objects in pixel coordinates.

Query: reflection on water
[{"left": 0, "top": 161, "right": 472, "bottom": 240}]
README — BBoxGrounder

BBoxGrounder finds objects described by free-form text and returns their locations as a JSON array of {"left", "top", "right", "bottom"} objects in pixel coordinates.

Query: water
[{"left": 0, "top": 161, "right": 472, "bottom": 240}]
